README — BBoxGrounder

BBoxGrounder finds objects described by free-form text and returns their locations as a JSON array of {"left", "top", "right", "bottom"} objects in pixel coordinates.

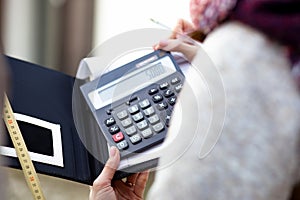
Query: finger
[
  {"left": 113, "top": 172, "right": 150, "bottom": 199},
  {"left": 157, "top": 39, "right": 182, "bottom": 52},
  {"left": 154, "top": 38, "right": 198, "bottom": 62},
  {"left": 93, "top": 146, "right": 120, "bottom": 188},
  {"left": 171, "top": 19, "right": 195, "bottom": 39},
  {"left": 126, "top": 173, "right": 139, "bottom": 186},
  {"left": 158, "top": 39, "right": 199, "bottom": 62},
  {"left": 134, "top": 171, "right": 150, "bottom": 197},
  {"left": 113, "top": 180, "right": 135, "bottom": 198},
  {"left": 153, "top": 40, "right": 171, "bottom": 51},
  {"left": 176, "top": 34, "right": 196, "bottom": 45},
  {"left": 170, "top": 19, "right": 184, "bottom": 39},
  {"left": 181, "top": 19, "right": 196, "bottom": 33},
  {"left": 158, "top": 39, "right": 190, "bottom": 53}
]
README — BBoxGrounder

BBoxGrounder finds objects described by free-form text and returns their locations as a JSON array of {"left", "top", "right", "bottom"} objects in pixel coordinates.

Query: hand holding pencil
[
  {"left": 151, "top": 18, "right": 206, "bottom": 43},
  {"left": 152, "top": 18, "right": 204, "bottom": 62}
]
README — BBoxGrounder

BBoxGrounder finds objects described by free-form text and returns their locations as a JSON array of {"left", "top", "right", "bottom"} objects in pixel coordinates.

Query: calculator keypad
[
  {"left": 104, "top": 117, "right": 115, "bottom": 126},
  {"left": 152, "top": 94, "right": 163, "bottom": 103},
  {"left": 103, "top": 74, "right": 184, "bottom": 158},
  {"left": 121, "top": 118, "right": 132, "bottom": 128},
  {"left": 117, "top": 140, "right": 128, "bottom": 150}
]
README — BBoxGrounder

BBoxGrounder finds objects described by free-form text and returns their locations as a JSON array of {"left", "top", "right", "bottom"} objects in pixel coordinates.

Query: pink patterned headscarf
[
  {"left": 190, "top": 0, "right": 237, "bottom": 33},
  {"left": 190, "top": 0, "right": 300, "bottom": 88}
]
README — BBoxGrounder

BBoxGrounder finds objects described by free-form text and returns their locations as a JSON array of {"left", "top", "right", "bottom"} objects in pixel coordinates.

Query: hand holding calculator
[{"left": 81, "top": 50, "right": 185, "bottom": 158}]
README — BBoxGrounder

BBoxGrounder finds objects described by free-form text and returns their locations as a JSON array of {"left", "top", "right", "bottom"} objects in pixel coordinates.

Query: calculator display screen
[
  {"left": 98, "top": 62, "right": 167, "bottom": 102},
  {"left": 89, "top": 56, "right": 177, "bottom": 109}
]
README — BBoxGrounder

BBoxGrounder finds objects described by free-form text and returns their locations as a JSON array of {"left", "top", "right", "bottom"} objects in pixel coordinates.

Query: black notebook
[{"left": 0, "top": 56, "right": 157, "bottom": 185}]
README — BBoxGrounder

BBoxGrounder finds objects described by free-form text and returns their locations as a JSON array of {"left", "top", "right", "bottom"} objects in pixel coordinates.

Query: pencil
[{"left": 150, "top": 18, "right": 206, "bottom": 42}]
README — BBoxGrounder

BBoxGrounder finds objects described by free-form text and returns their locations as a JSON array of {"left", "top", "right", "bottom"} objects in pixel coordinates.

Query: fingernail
[
  {"left": 110, "top": 146, "right": 117, "bottom": 157},
  {"left": 153, "top": 44, "right": 159, "bottom": 50}
]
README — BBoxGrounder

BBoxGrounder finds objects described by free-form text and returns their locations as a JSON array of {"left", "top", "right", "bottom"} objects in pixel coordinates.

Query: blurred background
[{"left": 0, "top": 0, "right": 190, "bottom": 76}]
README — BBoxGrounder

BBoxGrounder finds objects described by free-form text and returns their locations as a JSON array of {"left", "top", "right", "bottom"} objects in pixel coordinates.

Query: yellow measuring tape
[{"left": 3, "top": 94, "right": 45, "bottom": 200}]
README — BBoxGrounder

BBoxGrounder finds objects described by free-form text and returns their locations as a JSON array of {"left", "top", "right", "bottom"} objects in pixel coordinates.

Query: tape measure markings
[{"left": 3, "top": 94, "right": 45, "bottom": 200}]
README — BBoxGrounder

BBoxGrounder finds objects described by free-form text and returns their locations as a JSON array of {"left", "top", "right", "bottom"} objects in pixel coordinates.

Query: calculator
[{"left": 80, "top": 50, "right": 185, "bottom": 158}]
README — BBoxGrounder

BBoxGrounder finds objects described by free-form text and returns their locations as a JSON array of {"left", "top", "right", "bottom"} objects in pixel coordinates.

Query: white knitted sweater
[{"left": 147, "top": 22, "right": 300, "bottom": 200}]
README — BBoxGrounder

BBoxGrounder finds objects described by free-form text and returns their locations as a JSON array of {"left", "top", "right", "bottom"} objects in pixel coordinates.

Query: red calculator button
[{"left": 112, "top": 132, "right": 124, "bottom": 142}]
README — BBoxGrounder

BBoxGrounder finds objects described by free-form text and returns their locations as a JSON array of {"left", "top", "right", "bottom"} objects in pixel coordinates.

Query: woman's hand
[
  {"left": 89, "top": 146, "right": 149, "bottom": 200},
  {"left": 170, "top": 19, "right": 197, "bottom": 39},
  {"left": 153, "top": 39, "right": 198, "bottom": 63},
  {"left": 153, "top": 19, "right": 199, "bottom": 62}
]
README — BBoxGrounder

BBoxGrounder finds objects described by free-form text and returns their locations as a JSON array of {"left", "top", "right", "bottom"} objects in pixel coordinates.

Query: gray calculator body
[{"left": 80, "top": 50, "right": 184, "bottom": 158}]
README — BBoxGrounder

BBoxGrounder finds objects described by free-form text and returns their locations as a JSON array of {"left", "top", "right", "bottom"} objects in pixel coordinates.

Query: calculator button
[
  {"left": 108, "top": 124, "right": 120, "bottom": 134},
  {"left": 152, "top": 94, "right": 163, "bottom": 103},
  {"left": 116, "top": 140, "right": 128, "bottom": 150},
  {"left": 121, "top": 118, "right": 132, "bottom": 128},
  {"left": 106, "top": 109, "right": 112, "bottom": 115},
  {"left": 139, "top": 99, "right": 151, "bottom": 109},
  {"left": 160, "top": 110, "right": 172, "bottom": 127},
  {"left": 157, "top": 101, "right": 168, "bottom": 110},
  {"left": 143, "top": 106, "right": 155, "bottom": 117},
  {"left": 130, "top": 134, "right": 142, "bottom": 144},
  {"left": 128, "top": 105, "right": 139, "bottom": 114},
  {"left": 159, "top": 82, "right": 169, "bottom": 90},
  {"left": 148, "top": 88, "right": 158, "bottom": 95},
  {"left": 128, "top": 95, "right": 138, "bottom": 104},
  {"left": 141, "top": 128, "right": 153, "bottom": 139},
  {"left": 168, "top": 96, "right": 177, "bottom": 106},
  {"left": 165, "top": 115, "right": 172, "bottom": 127},
  {"left": 163, "top": 89, "right": 174, "bottom": 98},
  {"left": 152, "top": 122, "right": 164, "bottom": 133},
  {"left": 175, "top": 83, "right": 183, "bottom": 93},
  {"left": 171, "top": 77, "right": 181, "bottom": 85},
  {"left": 112, "top": 132, "right": 124, "bottom": 142},
  {"left": 116, "top": 110, "right": 128, "bottom": 120},
  {"left": 125, "top": 126, "right": 137, "bottom": 136},
  {"left": 136, "top": 120, "right": 148, "bottom": 130},
  {"left": 132, "top": 112, "right": 144, "bottom": 122},
  {"left": 105, "top": 117, "right": 115, "bottom": 127},
  {"left": 148, "top": 114, "right": 160, "bottom": 125}
]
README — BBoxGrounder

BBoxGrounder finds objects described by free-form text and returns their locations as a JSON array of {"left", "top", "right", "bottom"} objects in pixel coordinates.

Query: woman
[
  {"left": 149, "top": 0, "right": 300, "bottom": 199},
  {"left": 91, "top": 0, "right": 300, "bottom": 199}
]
